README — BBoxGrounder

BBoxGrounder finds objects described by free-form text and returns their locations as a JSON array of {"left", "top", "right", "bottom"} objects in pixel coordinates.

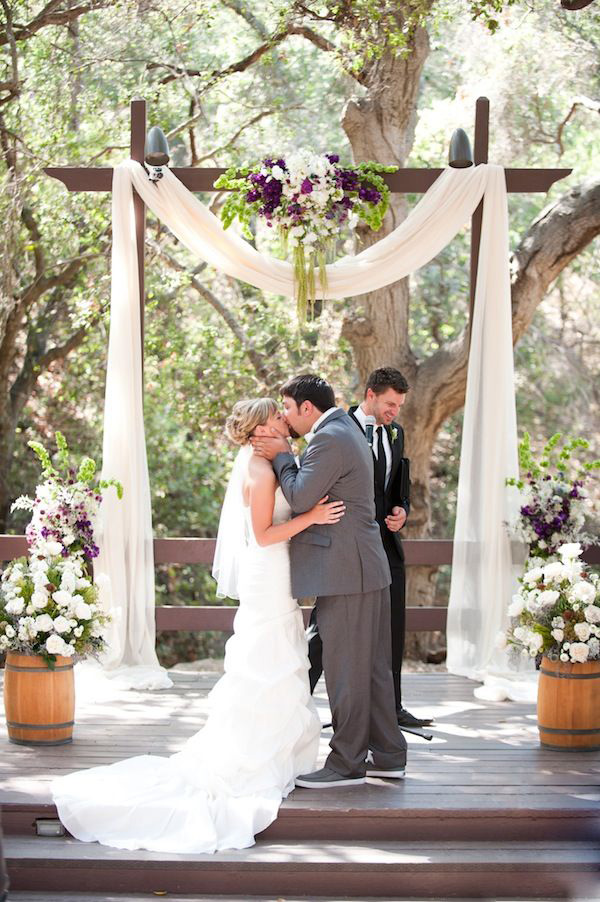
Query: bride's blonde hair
[{"left": 225, "top": 398, "right": 279, "bottom": 445}]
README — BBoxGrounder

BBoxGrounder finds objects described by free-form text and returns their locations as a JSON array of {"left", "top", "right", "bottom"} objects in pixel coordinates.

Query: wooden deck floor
[
  {"left": 2, "top": 670, "right": 599, "bottom": 899},
  {"left": 2, "top": 670, "right": 599, "bottom": 834}
]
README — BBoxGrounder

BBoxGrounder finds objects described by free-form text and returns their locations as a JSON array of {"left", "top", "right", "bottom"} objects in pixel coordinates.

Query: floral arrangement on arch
[
  {"left": 505, "top": 543, "right": 600, "bottom": 665},
  {"left": 0, "top": 433, "right": 122, "bottom": 665},
  {"left": 215, "top": 150, "right": 397, "bottom": 321},
  {"left": 505, "top": 432, "right": 599, "bottom": 561}
]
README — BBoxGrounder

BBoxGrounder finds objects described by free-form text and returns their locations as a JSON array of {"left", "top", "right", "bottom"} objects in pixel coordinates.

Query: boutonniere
[{"left": 391, "top": 427, "right": 399, "bottom": 443}]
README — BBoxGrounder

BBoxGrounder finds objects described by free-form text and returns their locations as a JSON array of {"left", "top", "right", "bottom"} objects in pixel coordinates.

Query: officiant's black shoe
[
  {"left": 295, "top": 767, "right": 365, "bottom": 789},
  {"left": 396, "top": 706, "right": 434, "bottom": 728}
]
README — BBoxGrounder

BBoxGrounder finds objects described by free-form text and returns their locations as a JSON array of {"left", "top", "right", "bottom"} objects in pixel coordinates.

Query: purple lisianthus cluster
[
  {"left": 510, "top": 474, "right": 588, "bottom": 559},
  {"left": 24, "top": 472, "right": 102, "bottom": 561},
  {"left": 239, "top": 150, "right": 383, "bottom": 246}
]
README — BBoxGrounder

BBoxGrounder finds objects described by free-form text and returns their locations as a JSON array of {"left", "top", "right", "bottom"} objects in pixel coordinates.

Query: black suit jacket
[{"left": 347, "top": 405, "right": 410, "bottom": 565}]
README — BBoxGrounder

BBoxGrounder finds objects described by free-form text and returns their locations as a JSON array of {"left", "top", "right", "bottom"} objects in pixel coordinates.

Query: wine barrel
[
  {"left": 3, "top": 651, "right": 75, "bottom": 745},
  {"left": 537, "top": 656, "right": 600, "bottom": 751}
]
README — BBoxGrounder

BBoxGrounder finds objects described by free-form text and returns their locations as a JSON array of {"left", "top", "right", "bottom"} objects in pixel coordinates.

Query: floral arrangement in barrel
[
  {"left": 215, "top": 150, "right": 397, "bottom": 321},
  {"left": 503, "top": 432, "right": 600, "bottom": 665},
  {"left": 0, "top": 433, "right": 122, "bottom": 666}
]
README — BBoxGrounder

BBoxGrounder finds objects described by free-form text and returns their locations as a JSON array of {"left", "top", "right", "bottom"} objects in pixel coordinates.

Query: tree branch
[
  {"left": 148, "top": 239, "right": 273, "bottom": 385},
  {"left": 0, "top": 0, "right": 115, "bottom": 47},
  {"left": 556, "top": 96, "right": 600, "bottom": 157}
]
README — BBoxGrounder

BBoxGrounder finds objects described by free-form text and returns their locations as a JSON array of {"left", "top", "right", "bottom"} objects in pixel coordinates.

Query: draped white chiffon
[
  {"left": 98, "top": 159, "right": 522, "bottom": 694},
  {"left": 53, "top": 487, "right": 320, "bottom": 853}
]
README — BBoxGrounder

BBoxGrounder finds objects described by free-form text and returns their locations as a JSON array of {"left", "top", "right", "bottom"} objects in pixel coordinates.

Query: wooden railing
[{"left": 2, "top": 535, "right": 598, "bottom": 634}]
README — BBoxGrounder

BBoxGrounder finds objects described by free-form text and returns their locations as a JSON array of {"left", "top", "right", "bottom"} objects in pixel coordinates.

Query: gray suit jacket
[{"left": 272, "top": 409, "right": 391, "bottom": 598}]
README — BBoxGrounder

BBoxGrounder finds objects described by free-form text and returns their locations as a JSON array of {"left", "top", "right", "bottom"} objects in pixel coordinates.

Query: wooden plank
[
  {"left": 3, "top": 534, "right": 597, "bottom": 565},
  {"left": 44, "top": 165, "right": 571, "bottom": 194}
]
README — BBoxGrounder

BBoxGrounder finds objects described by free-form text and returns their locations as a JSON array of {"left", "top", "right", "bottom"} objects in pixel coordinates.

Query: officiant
[{"left": 307, "top": 367, "right": 433, "bottom": 730}]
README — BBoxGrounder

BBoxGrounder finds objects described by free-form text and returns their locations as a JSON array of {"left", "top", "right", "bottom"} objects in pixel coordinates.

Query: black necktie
[{"left": 374, "top": 426, "right": 386, "bottom": 488}]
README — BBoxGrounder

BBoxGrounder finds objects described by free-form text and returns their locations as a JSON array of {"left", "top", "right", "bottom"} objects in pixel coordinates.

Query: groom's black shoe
[
  {"left": 397, "top": 706, "right": 434, "bottom": 728},
  {"left": 295, "top": 767, "right": 365, "bottom": 789}
]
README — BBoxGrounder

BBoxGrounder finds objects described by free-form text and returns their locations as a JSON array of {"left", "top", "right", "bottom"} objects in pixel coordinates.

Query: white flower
[
  {"left": 551, "top": 616, "right": 565, "bottom": 628},
  {"left": 41, "top": 540, "right": 63, "bottom": 557},
  {"left": 31, "top": 590, "right": 49, "bottom": 610},
  {"left": 270, "top": 165, "right": 284, "bottom": 180},
  {"left": 559, "top": 542, "right": 582, "bottom": 560},
  {"left": 508, "top": 595, "right": 524, "bottom": 617},
  {"left": 530, "top": 632, "right": 544, "bottom": 651},
  {"left": 513, "top": 626, "right": 527, "bottom": 642},
  {"left": 551, "top": 628, "right": 564, "bottom": 642},
  {"left": 75, "top": 601, "right": 92, "bottom": 620},
  {"left": 76, "top": 578, "right": 91, "bottom": 589},
  {"left": 60, "top": 570, "right": 77, "bottom": 593},
  {"left": 538, "top": 590, "right": 559, "bottom": 606},
  {"left": 571, "top": 581, "right": 596, "bottom": 604},
  {"left": 45, "top": 634, "right": 66, "bottom": 655},
  {"left": 53, "top": 615, "right": 71, "bottom": 634},
  {"left": 569, "top": 642, "right": 590, "bottom": 663},
  {"left": 35, "top": 613, "right": 54, "bottom": 632},
  {"left": 74, "top": 626, "right": 84, "bottom": 638},
  {"left": 543, "top": 562, "right": 565, "bottom": 582},
  {"left": 495, "top": 631, "right": 508, "bottom": 650},
  {"left": 574, "top": 622, "right": 591, "bottom": 642},
  {"left": 5, "top": 598, "right": 25, "bottom": 615},
  {"left": 560, "top": 653, "right": 569, "bottom": 662},
  {"left": 584, "top": 605, "right": 600, "bottom": 625},
  {"left": 5, "top": 624, "right": 16, "bottom": 638},
  {"left": 63, "top": 532, "right": 76, "bottom": 546},
  {"left": 53, "top": 590, "right": 73, "bottom": 608},
  {"left": 524, "top": 567, "right": 543, "bottom": 584}
]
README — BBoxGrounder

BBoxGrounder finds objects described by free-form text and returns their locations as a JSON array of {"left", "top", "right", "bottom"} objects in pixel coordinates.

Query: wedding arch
[{"left": 46, "top": 98, "right": 571, "bottom": 694}]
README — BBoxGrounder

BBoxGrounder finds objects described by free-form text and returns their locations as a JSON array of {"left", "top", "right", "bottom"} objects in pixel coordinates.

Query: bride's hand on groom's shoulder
[{"left": 250, "top": 429, "right": 291, "bottom": 460}]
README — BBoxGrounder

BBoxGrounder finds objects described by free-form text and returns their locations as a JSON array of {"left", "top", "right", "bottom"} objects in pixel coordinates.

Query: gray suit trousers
[{"left": 316, "top": 587, "right": 407, "bottom": 777}]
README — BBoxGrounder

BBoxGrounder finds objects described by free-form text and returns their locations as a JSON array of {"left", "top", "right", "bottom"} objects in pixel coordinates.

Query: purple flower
[
  {"left": 326, "top": 154, "right": 339, "bottom": 164},
  {"left": 300, "top": 178, "right": 313, "bottom": 195},
  {"left": 246, "top": 189, "right": 261, "bottom": 202},
  {"left": 275, "top": 158, "right": 286, "bottom": 169}
]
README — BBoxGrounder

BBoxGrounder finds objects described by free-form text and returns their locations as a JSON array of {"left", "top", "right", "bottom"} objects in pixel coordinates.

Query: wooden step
[
  {"left": 4, "top": 799, "right": 599, "bottom": 843},
  {"left": 5, "top": 836, "right": 600, "bottom": 899}
]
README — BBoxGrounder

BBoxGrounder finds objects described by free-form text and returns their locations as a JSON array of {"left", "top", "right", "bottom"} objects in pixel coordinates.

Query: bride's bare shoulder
[{"left": 247, "top": 453, "right": 276, "bottom": 484}]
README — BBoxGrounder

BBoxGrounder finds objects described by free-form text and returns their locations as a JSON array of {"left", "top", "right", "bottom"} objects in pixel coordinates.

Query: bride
[{"left": 52, "top": 398, "right": 345, "bottom": 854}]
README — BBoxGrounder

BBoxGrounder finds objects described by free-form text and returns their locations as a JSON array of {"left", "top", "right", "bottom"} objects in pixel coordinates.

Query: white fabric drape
[
  {"left": 95, "top": 165, "right": 172, "bottom": 690},
  {"left": 98, "top": 159, "right": 521, "bottom": 693}
]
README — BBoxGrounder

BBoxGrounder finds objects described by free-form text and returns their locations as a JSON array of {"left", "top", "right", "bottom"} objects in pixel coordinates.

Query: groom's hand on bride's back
[{"left": 250, "top": 429, "right": 291, "bottom": 460}]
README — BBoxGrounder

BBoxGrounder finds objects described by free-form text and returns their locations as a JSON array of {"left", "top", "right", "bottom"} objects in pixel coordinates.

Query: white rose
[
  {"left": 53, "top": 590, "right": 73, "bottom": 608},
  {"left": 60, "top": 642, "right": 75, "bottom": 657},
  {"left": 35, "top": 613, "right": 54, "bottom": 632},
  {"left": 508, "top": 595, "right": 525, "bottom": 617},
  {"left": 530, "top": 632, "right": 544, "bottom": 651},
  {"left": 571, "top": 581, "right": 596, "bottom": 604},
  {"left": 75, "top": 602, "right": 92, "bottom": 620},
  {"left": 74, "top": 626, "right": 84, "bottom": 638},
  {"left": 76, "top": 578, "right": 91, "bottom": 589},
  {"left": 60, "top": 571, "right": 77, "bottom": 593},
  {"left": 31, "top": 590, "right": 49, "bottom": 610},
  {"left": 569, "top": 642, "right": 590, "bottom": 664},
  {"left": 538, "top": 590, "right": 559, "bottom": 606},
  {"left": 560, "top": 653, "right": 569, "bottom": 662},
  {"left": 5, "top": 598, "right": 25, "bottom": 615},
  {"left": 53, "top": 615, "right": 71, "bottom": 634},
  {"left": 543, "top": 562, "right": 565, "bottom": 582},
  {"left": 45, "top": 540, "right": 63, "bottom": 557},
  {"left": 0, "top": 635, "right": 9, "bottom": 650},
  {"left": 45, "top": 634, "right": 65, "bottom": 654},
  {"left": 62, "top": 532, "right": 75, "bottom": 546},
  {"left": 5, "top": 624, "right": 16, "bottom": 638},
  {"left": 574, "top": 622, "right": 591, "bottom": 642},
  {"left": 559, "top": 542, "right": 582, "bottom": 560},
  {"left": 270, "top": 165, "right": 284, "bottom": 180},
  {"left": 584, "top": 605, "right": 600, "bottom": 625},
  {"left": 524, "top": 567, "right": 543, "bottom": 584},
  {"left": 513, "top": 626, "right": 527, "bottom": 642},
  {"left": 551, "top": 628, "right": 564, "bottom": 642}
]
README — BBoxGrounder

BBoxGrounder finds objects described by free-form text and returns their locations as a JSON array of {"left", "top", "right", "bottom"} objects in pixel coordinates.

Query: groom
[{"left": 252, "top": 374, "right": 407, "bottom": 787}]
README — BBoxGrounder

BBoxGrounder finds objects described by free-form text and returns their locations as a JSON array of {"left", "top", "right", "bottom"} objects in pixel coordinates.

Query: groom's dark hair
[{"left": 281, "top": 374, "right": 335, "bottom": 413}]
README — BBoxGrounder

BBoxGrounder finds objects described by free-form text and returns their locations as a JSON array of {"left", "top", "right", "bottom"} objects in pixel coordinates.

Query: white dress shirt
[
  {"left": 354, "top": 403, "right": 392, "bottom": 488},
  {"left": 305, "top": 407, "right": 339, "bottom": 444}
]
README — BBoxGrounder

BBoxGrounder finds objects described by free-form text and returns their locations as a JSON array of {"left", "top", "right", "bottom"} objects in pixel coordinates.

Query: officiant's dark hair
[
  {"left": 365, "top": 367, "right": 409, "bottom": 397},
  {"left": 281, "top": 374, "right": 335, "bottom": 413}
]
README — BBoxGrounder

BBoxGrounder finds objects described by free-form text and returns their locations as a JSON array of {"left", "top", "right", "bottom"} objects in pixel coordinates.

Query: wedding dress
[{"left": 52, "top": 476, "right": 320, "bottom": 853}]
